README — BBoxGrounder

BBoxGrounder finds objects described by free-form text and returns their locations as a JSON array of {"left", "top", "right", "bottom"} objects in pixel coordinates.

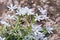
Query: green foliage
[{"left": 42, "top": 27, "right": 48, "bottom": 34}]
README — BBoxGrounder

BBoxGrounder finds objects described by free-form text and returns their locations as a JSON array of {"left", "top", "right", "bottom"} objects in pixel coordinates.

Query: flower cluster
[
  {"left": 16, "top": 7, "right": 34, "bottom": 15},
  {"left": 23, "top": 24, "right": 53, "bottom": 40},
  {"left": 0, "top": 3, "right": 53, "bottom": 40}
]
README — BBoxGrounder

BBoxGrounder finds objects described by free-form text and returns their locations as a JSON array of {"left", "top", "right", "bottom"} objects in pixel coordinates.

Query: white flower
[
  {"left": 38, "top": 7, "right": 47, "bottom": 15},
  {"left": 23, "top": 35, "right": 35, "bottom": 40},
  {"left": 0, "top": 20, "right": 10, "bottom": 26},
  {"left": 5, "top": 14, "right": 15, "bottom": 20},
  {"left": 38, "top": 32, "right": 45, "bottom": 38},
  {"left": 40, "top": 15, "right": 48, "bottom": 20},
  {"left": 0, "top": 37, "right": 5, "bottom": 40},
  {"left": 35, "top": 32, "right": 45, "bottom": 37},
  {"left": 34, "top": 32, "right": 45, "bottom": 40},
  {"left": 24, "top": 7, "right": 34, "bottom": 15},
  {"left": 16, "top": 7, "right": 26, "bottom": 15},
  {"left": 43, "top": 37, "right": 47, "bottom": 40},
  {"left": 34, "top": 14, "right": 48, "bottom": 21},
  {"left": 32, "top": 24, "right": 42, "bottom": 32},
  {"left": 32, "top": 24, "right": 45, "bottom": 40},
  {"left": 34, "top": 14, "right": 41, "bottom": 21},
  {"left": 16, "top": 7, "right": 34, "bottom": 15},
  {"left": 7, "top": 3, "right": 17, "bottom": 11},
  {"left": 46, "top": 26, "right": 53, "bottom": 34}
]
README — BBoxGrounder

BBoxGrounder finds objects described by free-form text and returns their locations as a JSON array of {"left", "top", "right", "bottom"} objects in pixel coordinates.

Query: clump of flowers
[{"left": 0, "top": 3, "right": 53, "bottom": 40}]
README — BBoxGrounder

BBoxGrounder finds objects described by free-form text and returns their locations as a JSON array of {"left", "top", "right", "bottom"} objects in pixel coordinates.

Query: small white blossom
[
  {"left": 46, "top": 26, "right": 53, "bottom": 34},
  {"left": 16, "top": 7, "right": 26, "bottom": 15},
  {"left": 7, "top": 3, "right": 17, "bottom": 11},
  {"left": 34, "top": 14, "right": 41, "bottom": 21},
  {"left": 23, "top": 35, "right": 35, "bottom": 40},
  {"left": 34, "top": 32, "right": 45, "bottom": 40},
  {"left": 37, "top": 7, "right": 47, "bottom": 15},
  {"left": 34, "top": 14, "right": 48, "bottom": 21},
  {"left": 43, "top": 37, "right": 47, "bottom": 40},
  {"left": 5, "top": 14, "right": 15, "bottom": 20},
  {"left": 32, "top": 24, "right": 45, "bottom": 40},
  {"left": 40, "top": 15, "right": 48, "bottom": 20},
  {"left": 32, "top": 24, "right": 43, "bottom": 32},
  {"left": 35, "top": 32, "right": 45, "bottom": 37},
  {"left": 16, "top": 7, "right": 34, "bottom": 15},
  {"left": 24, "top": 7, "right": 34, "bottom": 15},
  {"left": 0, "top": 37, "right": 5, "bottom": 40},
  {"left": 0, "top": 20, "right": 10, "bottom": 26}
]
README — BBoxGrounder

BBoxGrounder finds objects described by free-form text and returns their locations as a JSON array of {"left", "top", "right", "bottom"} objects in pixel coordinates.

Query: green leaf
[
  {"left": 31, "top": 15, "right": 35, "bottom": 23},
  {"left": 42, "top": 27, "right": 48, "bottom": 34}
]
